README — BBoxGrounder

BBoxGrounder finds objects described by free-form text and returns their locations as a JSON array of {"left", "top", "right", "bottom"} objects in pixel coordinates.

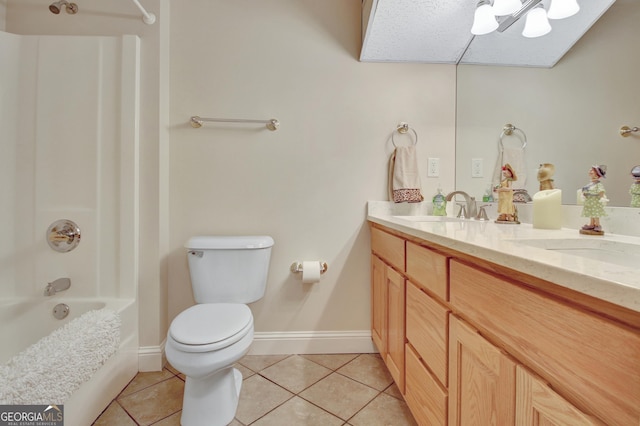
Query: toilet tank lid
[{"left": 185, "top": 235, "right": 274, "bottom": 250}]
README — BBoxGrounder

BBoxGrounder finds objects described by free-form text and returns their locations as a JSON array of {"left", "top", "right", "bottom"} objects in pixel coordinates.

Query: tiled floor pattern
[{"left": 93, "top": 353, "right": 418, "bottom": 426}]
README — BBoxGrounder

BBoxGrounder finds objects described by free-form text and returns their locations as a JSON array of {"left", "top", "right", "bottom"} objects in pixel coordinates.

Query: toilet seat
[{"left": 169, "top": 303, "right": 253, "bottom": 353}]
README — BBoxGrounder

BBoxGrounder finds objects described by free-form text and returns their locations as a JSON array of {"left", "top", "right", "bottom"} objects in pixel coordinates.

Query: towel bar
[
  {"left": 190, "top": 116, "right": 280, "bottom": 131},
  {"left": 620, "top": 126, "right": 640, "bottom": 137}
]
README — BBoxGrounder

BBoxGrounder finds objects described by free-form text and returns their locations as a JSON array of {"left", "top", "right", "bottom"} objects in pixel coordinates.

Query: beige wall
[
  {"left": 168, "top": 0, "right": 456, "bottom": 332},
  {"left": 5, "top": 0, "right": 456, "bottom": 350}
]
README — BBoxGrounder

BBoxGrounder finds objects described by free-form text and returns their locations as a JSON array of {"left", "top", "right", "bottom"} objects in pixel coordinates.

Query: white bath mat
[{"left": 0, "top": 308, "right": 121, "bottom": 404}]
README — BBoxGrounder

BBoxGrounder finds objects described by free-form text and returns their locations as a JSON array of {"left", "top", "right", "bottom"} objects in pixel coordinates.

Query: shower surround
[{"left": 0, "top": 31, "right": 140, "bottom": 425}]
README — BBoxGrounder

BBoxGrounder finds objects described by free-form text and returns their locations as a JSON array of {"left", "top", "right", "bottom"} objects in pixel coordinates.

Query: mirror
[{"left": 455, "top": 0, "right": 640, "bottom": 207}]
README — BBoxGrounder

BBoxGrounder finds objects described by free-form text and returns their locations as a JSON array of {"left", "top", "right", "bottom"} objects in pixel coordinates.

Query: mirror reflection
[{"left": 455, "top": 0, "right": 640, "bottom": 207}]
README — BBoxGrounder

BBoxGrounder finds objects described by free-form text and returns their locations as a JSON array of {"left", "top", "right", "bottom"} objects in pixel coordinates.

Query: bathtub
[{"left": 0, "top": 297, "right": 138, "bottom": 426}]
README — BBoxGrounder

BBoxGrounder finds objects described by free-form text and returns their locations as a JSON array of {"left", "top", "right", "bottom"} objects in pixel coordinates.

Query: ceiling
[{"left": 360, "top": 0, "right": 617, "bottom": 67}]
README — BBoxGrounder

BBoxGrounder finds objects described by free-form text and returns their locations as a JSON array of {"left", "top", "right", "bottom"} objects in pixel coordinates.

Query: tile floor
[{"left": 92, "top": 353, "right": 418, "bottom": 426}]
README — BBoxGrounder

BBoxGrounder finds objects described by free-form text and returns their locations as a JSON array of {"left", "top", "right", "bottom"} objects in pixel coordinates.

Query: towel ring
[
  {"left": 392, "top": 122, "right": 418, "bottom": 148},
  {"left": 499, "top": 124, "right": 527, "bottom": 150}
]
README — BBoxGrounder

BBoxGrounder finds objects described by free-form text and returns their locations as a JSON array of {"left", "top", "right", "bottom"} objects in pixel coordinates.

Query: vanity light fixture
[
  {"left": 547, "top": 0, "right": 580, "bottom": 19},
  {"left": 471, "top": 0, "right": 580, "bottom": 38},
  {"left": 470, "top": 0, "right": 498, "bottom": 35},
  {"left": 492, "top": 0, "right": 521, "bottom": 16},
  {"left": 522, "top": 4, "right": 552, "bottom": 38}
]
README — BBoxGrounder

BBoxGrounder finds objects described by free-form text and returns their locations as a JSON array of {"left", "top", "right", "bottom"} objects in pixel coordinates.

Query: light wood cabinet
[
  {"left": 371, "top": 254, "right": 387, "bottom": 359},
  {"left": 370, "top": 227, "right": 406, "bottom": 393},
  {"left": 450, "top": 259, "right": 640, "bottom": 426},
  {"left": 386, "top": 266, "right": 406, "bottom": 392},
  {"left": 405, "top": 343, "right": 447, "bottom": 426},
  {"left": 515, "top": 366, "right": 604, "bottom": 426},
  {"left": 406, "top": 281, "right": 449, "bottom": 386},
  {"left": 369, "top": 223, "right": 640, "bottom": 426},
  {"left": 371, "top": 226, "right": 404, "bottom": 271},
  {"left": 448, "top": 315, "right": 516, "bottom": 426},
  {"left": 406, "top": 241, "right": 449, "bottom": 301}
]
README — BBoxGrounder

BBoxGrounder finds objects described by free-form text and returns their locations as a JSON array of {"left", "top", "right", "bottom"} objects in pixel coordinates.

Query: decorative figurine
[
  {"left": 580, "top": 165, "right": 607, "bottom": 235},
  {"left": 630, "top": 165, "right": 640, "bottom": 208},
  {"left": 495, "top": 163, "right": 520, "bottom": 224},
  {"left": 537, "top": 163, "right": 555, "bottom": 191}
]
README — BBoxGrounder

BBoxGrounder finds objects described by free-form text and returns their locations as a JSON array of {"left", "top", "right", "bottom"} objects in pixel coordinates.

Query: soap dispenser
[
  {"left": 482, "top": 184, "right": 494, "bottom": 202},
  {"left": 432, "top": 186, "right": 447, "bottom": 216}
]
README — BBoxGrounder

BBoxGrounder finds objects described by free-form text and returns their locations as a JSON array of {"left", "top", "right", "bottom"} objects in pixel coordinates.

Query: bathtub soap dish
[{"left": 47, "top": 219, "right": 81, "bottom": 252}]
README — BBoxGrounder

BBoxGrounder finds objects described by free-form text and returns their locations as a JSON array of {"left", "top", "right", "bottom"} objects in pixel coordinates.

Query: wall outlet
[
  {"left": 428, "top": 157, "right": 440, "bottom": 177},
  {"left": 471, "top": 158, "right": 483, "bottom": 178}
]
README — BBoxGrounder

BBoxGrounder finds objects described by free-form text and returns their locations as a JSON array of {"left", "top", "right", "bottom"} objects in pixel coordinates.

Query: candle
[{"left": 533, "top": 189, "right": 562, "bottom": 229}]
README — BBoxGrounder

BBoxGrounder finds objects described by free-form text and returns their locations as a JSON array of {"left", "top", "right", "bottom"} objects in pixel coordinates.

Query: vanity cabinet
[
  {"left": 369, "top": 223, "right": 640, "bottom": 426},
  {"left": 450, "top": 259, "right": 640, "bottom": 426},
  {"left": 371, "top": 227, "right": 406, "bottom": 392}
]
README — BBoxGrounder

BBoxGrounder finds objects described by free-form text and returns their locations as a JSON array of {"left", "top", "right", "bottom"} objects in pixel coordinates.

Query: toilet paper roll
[{"left": 302, "top": 261, "right": 321, "bottom": 284}]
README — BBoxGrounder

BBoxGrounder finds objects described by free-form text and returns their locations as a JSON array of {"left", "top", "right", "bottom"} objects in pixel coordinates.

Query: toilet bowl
[
  {"left": 166, "top": 235, "right": 274, "bottom": 426},
  {"left": 166, "top": 303, "right": 254, "bottom": 426}
]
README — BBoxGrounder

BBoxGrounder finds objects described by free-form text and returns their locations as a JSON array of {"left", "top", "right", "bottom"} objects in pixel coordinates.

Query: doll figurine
[
  {"left": 495, "top": 163, "right": 519, "bottom": 224},
  {"left": 630, "top": 165, "right": 640, "bottom": 208},
  {"left": 580, "top": 165, "right": 607, "bottom": 235},
  {"left": 537, "top": 163, "right": 555, "bottom": 191}
]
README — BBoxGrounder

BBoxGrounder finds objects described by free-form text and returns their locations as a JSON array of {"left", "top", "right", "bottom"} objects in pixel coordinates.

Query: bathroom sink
[
  {"left": 514, "top": 238, "right": 640, "bottom": 268},
  {"left": 392, "top": 215, "right": 464, "bottom": 222}
]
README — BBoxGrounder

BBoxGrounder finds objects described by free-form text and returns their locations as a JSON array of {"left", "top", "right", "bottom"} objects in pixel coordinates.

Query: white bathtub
[{"left": 0, "top": 297, "right": 138, "bottom": 426}]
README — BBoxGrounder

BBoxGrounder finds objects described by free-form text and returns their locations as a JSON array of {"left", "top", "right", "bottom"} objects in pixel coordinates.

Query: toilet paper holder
[{"left": 290, "top": 261, "right": 328, "bottom": 274}]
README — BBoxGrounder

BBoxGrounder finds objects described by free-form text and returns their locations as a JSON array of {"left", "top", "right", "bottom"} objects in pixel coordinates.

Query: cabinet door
[
  {"left": 449, "top": 316, "right": 516, "bottom": 426},
  {"left": 371, "top": 255, "right": 387, "bottom": 358},
  {"left": 386, "top": 265, "right": 406, "bottom": 393},
  {"left": 516, "top": 366, "right": 604, "bottom": 426}
]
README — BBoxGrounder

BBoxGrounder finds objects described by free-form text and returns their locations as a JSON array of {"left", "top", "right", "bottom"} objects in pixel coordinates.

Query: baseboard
[
  {"left": 138, "top": 339, "right": 166, "bottom": 372},
  {"left": 248, "top": 330, "right": 377, "bottom": 355}
]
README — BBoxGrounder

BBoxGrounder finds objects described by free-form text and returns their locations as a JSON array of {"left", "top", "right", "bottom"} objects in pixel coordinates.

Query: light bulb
[
  {"left": 471, "top": 2, "right": 499, "bottom": 35},
  {"left": 522, "top": 5, "right": 551, "bottom": 38},
  {"left": 492, "top": 0, "right": 521, "bottom": 16},
  {"left": 547, "top": 0, "right": 580, "bottom": 19}
]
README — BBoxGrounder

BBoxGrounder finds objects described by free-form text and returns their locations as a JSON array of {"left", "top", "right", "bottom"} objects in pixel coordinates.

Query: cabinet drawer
[
  {"left": 406, "top": 281, "right": 449, "bottom": 386},
  {"left": 371, "top": 227, "right": 405, "bottom": 271},
  {"left": 406, "top": 241, "right": 448, "bottom": 300},
  {"left": 450, "top": 260, "right": 640, "bottom": 426},
  {"left": 405, "top": 343, "right": 447, "bottom": 426}
]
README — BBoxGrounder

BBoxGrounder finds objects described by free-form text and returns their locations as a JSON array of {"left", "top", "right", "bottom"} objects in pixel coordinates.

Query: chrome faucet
[
  {"left": 44, "top": 278, "right": 71, "bottom": 296},
  {"left": 445, "top": 191, "right": 477, "bottom": 219}
]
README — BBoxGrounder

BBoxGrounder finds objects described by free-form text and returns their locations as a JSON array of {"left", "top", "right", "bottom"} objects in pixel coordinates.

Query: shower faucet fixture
[
  {"left": 49, "top": 0, "right": 78, "bottom": 15},
  {"left": 44, "top": 278, "right": 71, "bottom": 296}
]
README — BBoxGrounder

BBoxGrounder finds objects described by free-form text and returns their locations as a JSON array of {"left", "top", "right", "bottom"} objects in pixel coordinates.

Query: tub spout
[{"left": 44, "top": 278, "right": 71, "bottom": 296}]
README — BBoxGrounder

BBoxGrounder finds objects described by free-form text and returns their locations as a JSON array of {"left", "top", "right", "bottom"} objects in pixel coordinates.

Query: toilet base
[{"left": 181, "top": 367, "right": 243, "bottom": 426}]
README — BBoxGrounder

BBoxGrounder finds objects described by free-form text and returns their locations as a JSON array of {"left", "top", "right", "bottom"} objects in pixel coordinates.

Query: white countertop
[{"left": 367, "top": 201, "right": 640, "bottom": 313}]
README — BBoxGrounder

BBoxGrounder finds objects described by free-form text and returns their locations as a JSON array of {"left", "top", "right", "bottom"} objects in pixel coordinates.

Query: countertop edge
[{"left": 367, "top": 214, "right": 640, "bottom": 314}]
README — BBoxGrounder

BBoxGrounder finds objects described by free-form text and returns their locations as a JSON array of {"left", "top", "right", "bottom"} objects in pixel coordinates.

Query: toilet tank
[{"left": 185, "top": 236, "right": 274, "bottom": 304}]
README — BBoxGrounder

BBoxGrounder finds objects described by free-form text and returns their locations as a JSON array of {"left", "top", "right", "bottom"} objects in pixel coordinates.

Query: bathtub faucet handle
[{"left": 44, "top": 277, "right": 71, "bottom": 296}]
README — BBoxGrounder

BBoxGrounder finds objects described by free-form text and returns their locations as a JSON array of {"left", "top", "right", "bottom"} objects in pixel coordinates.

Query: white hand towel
[
  {"left": 388, "top": 146, "right": 424, "bottom": 203},
  {"left": 492, "top": 146, "right": 527, "bottom": 190}
]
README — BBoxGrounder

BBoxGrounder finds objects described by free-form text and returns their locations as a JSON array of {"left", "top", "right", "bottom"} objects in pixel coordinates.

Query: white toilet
[{"left": 166, "top": 235, "right": 274, "bottom": 426}]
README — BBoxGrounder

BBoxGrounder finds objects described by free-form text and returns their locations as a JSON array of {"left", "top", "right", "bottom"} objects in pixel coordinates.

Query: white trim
[
  {"left": 138, "top": 339, "right": 166, "bottom": 372},
  {"left": 248, "top": 330, "right": 377, "bottom": 355}
]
